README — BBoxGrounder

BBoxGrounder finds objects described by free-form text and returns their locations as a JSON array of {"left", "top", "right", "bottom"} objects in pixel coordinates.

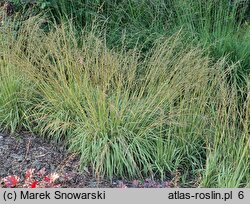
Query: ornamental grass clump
[{"left": 0, "top": 18, "right": 248, "bottom": 186}]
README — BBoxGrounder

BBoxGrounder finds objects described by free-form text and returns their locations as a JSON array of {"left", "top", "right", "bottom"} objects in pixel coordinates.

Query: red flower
[
  {"left": 43, "top": 176, "right": 51, "bottom": 183},
  {"left": 25, "top": 169, "right": 35, "bottom": 180},
  {"left": 30, "top": 181, "right": 38, "bottom": 188},
  {"left": 2, "top": 168, "right": 65, "bottom": 188},
  {"left": 3, "top": 175, "right": 20, "bottom": 188}
]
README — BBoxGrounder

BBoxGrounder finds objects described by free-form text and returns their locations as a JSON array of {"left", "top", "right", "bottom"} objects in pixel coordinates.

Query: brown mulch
[{"left": 0, "top": 131, "right": 119, "bottom": 187}]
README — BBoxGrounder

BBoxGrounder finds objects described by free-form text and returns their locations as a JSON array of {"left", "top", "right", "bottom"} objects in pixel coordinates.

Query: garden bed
[
  {"left": 0, "top": 0, "right": 249, "bottom": 188},
  {"left": 0, "top": 132, "right": 173, "bottom": 188}
]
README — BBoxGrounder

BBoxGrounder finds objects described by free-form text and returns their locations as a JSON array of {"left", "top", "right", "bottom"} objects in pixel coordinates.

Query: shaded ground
[{"left": 0, "top": 132, "right": 173, "bottom": 188}]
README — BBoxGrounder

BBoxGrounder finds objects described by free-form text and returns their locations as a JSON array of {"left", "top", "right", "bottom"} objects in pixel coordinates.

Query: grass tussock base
[{"left": 0, "top": 19, "right": 249, "bottom": 187}]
